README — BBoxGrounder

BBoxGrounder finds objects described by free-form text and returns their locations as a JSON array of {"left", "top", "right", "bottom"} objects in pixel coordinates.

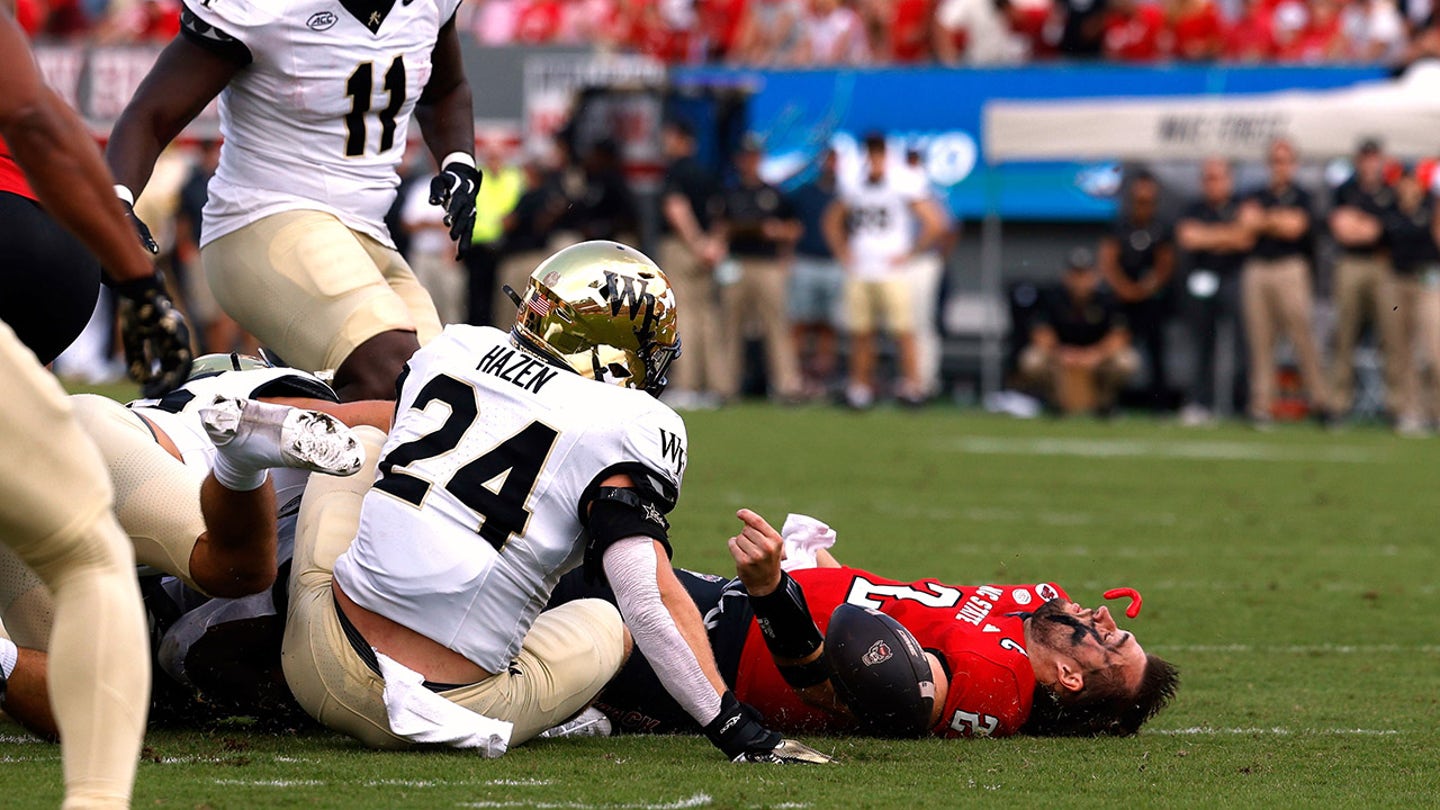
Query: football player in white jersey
[
  {"left": 105, "top": 0, "right": 480, "bottom": 401},
  {"left": 824, "top": 132, "right": 946, "bottom": 408},
  {"left": 282, "top": 240, "right": 832, "bottom": 762},
  {"left": 0, "top": 355, "right": 386, "bottom": 742}
]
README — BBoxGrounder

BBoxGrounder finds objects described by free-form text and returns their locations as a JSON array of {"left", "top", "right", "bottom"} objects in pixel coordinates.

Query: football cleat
[
  {"left": 201, "top": 396, "right": 364, "bottom": 477},
  {"left": 537, "top": 707, "right": 613, "bottom": 739},
  {"left": 510, "top": 241, "right": 680, "bottom": 398},
  {"left": 732, "top": 739, "right": 835, "bottom": 764}
]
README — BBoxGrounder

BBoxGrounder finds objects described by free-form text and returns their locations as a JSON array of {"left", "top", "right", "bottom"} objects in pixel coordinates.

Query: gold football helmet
[{"left": 511, "top": 241, "right": 680, "bottom": 396}]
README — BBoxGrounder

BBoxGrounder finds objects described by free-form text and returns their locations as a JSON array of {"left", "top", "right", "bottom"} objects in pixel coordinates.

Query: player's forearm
[
  {"left": 415, "top": 23, "right": 475, "bottom": 165},
  {"left": 3, "top": 91, "right": 154, "bottom": 282},
  {"left": 604, "top": 537, "right": 727, "bottom": 724}
]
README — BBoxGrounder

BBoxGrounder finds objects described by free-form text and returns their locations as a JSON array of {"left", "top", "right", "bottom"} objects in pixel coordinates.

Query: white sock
[
  {"left": 0, "top": 637, "right": 17, "bottom": 679},
  {"left": 209, "top": 453, "right": 269, "bottom": 492}
]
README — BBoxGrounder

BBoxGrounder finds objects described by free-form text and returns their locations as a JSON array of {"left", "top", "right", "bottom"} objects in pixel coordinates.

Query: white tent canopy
[{"left": 983, "top": 62, "right": 1440, "bottom": 163}]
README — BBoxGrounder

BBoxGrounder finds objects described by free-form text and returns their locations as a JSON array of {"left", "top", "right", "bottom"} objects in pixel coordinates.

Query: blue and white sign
[{"left": 672, "top": 65, "right": 1387, "bottom": 221}]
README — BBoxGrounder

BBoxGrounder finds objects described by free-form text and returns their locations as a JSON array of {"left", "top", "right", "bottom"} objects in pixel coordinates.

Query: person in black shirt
[
  {"left": 1329, "top": 138, "right": 1403, "bottom": 421},
  {"left": 1237, "top": 139, "right": 1331, "bottom": 427},
  {"left": 1019, "top": 248, "right": 1138, "bottom": 413},
  {"left": 493, "top": 158, "right": 566, "bottom": 324},
  {"left": 1383, "top": 165, "right": 1440, "bottom": 434},
  {"left": 1098, "top": 170, "right": 1174, "bottom": 409},
  {"left": 715, "top": 137, "right": 803, "bottom": 402},
  {"left": 659, "top": 119, "right": 728, "bottom": 406},
  {"left": 1176, "top": 157, "right": 1253, "bottom": 424}
]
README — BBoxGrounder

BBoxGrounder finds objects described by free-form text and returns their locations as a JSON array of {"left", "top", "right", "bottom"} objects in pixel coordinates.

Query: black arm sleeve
[{"left": 179, "top": 4, "right": 253, "bottom": 66}]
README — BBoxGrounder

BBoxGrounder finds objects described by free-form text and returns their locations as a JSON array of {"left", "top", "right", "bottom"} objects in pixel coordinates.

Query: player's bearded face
[{"left": 1026, "top": 598, "right": 1147, "bottom": 692}]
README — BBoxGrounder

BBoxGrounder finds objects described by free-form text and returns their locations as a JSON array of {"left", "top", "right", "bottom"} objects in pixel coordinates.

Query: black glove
[
  {"left": 113, "top": 273, "right": 194, "bottom": 398},
  {"left": 428, "top": 160, "right": 481, "bottom": 259},
  {"left": 120, "top": 198, "right": 159, "bottom": 255},
  {"left": 702, "top": 691, "right": 833, "bottom": 764}
]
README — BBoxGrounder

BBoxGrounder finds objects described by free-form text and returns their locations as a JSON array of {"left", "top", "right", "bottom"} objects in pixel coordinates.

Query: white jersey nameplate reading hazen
[
  {"left": 182, "top": 0, "right": 463, "bottom": 249},
  {"left": 334, "top": 325, "right": 687, "bottom": 673}
]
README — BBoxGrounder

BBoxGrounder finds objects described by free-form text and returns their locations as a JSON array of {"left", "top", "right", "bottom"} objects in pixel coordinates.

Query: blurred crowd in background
[
  {"left": 53, "top": 119, "right": 1440, "bottom": 433},
  {"left": 18, "top": 0, "right": 1440, "bottom": 67}
]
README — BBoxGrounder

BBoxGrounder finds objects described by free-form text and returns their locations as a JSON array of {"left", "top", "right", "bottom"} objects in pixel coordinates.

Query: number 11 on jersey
[{"left": 344, "top": 56, "right": 406, "bottom": 157}]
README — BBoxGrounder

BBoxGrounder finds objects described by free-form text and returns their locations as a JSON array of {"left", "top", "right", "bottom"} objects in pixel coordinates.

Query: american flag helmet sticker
[{"left": 527, "top": 295, "right": 551, "bottom": 317}]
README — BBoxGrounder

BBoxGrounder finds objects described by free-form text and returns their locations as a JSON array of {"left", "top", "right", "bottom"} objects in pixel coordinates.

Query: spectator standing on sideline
[
  {"left": 1382, "top": 165, "right": 1440, "bottom": 435},
  {"left": 1098, "top": 169, "right": 1174, "bottom": 409},
  {"left": 573, "top": 139, "right": 639, "bottom": 244},
  {"left": 659, "top": 119, "right": 727, "bottom": 408},
  {"left": 403, "top": 174, "right": 468, "bottom": 326},
  {"left": 1329, "top": 139, "right": 1402, "bottom": 422},
  {"left": 716, "top": 137, "right": 803, "bottom": 402},
  {"left": 905, "top": 146, "right": 951, "bottom": 400},
  {"left": 465, "top": 145, "right": 524, "bottom": 326},
  {"left": 824, "top": 131, "right": 946, "bottom": 408},
  {"left": 1019, "top": 248, "right": 1139, "bottom": 414},
  {"left": 1237, "top": 139, "right": 1330, "bottom": 428},
  {"left": 493, "top": 158, "right": 566, "bottom": 325},
  {"left": 1176, "top": 157, "right": 1252, "bottom": 425},
  {"left": 787, "top": 148, "right": 844, "bottom": 399}
]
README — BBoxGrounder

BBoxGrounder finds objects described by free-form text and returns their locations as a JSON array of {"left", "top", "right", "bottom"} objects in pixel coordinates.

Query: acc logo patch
[
  {"left": 307, "top": 11, "right": 337, "bottom": 30},
  {"left": 1011, "top": 588, "right": 1033, "bottom": 606},
  {"left": 862, "top": 640, "right": 893, "bottom": 667}
]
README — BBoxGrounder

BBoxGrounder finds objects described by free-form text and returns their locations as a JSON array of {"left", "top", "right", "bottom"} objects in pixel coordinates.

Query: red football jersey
[
  {"left": 733, "top": 567, "right": 1068, "bottom": 738},
  {"left": 0, "top": 136, "right": 37, "bottom": 201}
]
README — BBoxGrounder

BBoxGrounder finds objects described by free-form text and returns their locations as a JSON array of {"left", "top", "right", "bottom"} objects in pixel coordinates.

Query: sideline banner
[{"left": 672, "top": 64, "right": 1386, "bottom": 221}]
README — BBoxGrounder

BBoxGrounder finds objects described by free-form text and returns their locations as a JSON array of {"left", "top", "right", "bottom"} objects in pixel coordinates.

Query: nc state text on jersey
[{"left": 476, "top": 345, "right": 559, "bottom": 394}]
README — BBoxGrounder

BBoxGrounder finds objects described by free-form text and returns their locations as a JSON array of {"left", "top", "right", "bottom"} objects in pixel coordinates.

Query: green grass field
[{"left": 4, "top": 401, "right": 1439, "bottom": 808}]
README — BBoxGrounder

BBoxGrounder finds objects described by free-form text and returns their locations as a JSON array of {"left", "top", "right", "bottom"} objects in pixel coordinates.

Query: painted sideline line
[
  {"left": 1153, "top": 643, "right": 1440, "bottom": 654},
  {"left": 1155, "top": 727, "right": 1401, "bottom": 736},
  {"left": 459, "top": 795, "right": 714, "bottom": 810},
  {"left": 952, "top": 437, "right": 1385, "bottom": 464}
]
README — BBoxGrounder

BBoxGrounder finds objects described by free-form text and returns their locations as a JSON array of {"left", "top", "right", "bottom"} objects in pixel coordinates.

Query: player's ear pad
[{"left": 823, "top": 603, "right": 936, "bottom": 738}]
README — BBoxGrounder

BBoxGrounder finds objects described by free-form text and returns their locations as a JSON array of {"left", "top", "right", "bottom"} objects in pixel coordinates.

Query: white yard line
[
  {"left": 1155, "top": 727, "right": 1402, "bottom": 736},
  {"left": 1154, "top": 643, "right": 1440, "bottom": 654},
  {"left": 952, "top": 437, "right": 1386, "bottom": 464},
  {"left": 459, "top": 795, "right": 712, "bottom": 810}
]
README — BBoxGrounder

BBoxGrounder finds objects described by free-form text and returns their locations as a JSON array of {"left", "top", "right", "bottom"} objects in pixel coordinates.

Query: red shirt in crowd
[
  {"left": 1225, "top": 0, "right": 1278, "bottom": 61},
  {"left": 733, "top": 566, "right": 1070, "bottom": 738},
  {"left": 890, "top": 0, "right": 932, "bottom": 62},
  {"left": 1166, "top": 0, "right": 1223, "bottom": 60},
  {"left": 1105, "top": 2, "right": 1167, "bottom": 61}
]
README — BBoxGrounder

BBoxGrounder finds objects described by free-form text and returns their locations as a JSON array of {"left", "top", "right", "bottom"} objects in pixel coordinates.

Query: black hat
[{"left": 1357, "top": 138, "right": 1383, "bottom": 156}]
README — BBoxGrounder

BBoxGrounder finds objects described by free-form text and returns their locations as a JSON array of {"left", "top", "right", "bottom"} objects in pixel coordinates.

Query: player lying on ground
[
  {"left": 0, "top": 355, "right": 383, "bottom": 739},
  {"left": 548, "top": 509, "right": 1179, "bottom": 739},
  {"left": 280, "top": 241, "right": 831, "bottom": 763}
]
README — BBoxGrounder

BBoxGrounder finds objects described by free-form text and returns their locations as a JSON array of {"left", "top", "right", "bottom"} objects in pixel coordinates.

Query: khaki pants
[
  {"left": 1392, "top": 273, "right": 1440, "bottom": 421},
  {"left": 68, "top": 395, "right": 211, "bottom": 592},
  {"left": 719, "top": 256, "right": 800, "bottom": 399},
  {"left": 281, "top": 427, "right": 626, "bottom": 750},
  {"left": 659, "top": 237, "right": 729, "bottom": 396},
  {"left": 0, "top": 321, "right": 148, "bottom": 808},
  {"left": 493, "top": 248, "right": 550, "bottom": 327},
  {"left": 1330, "top": 254, "right": 1405, "bottom": 415},
  {"left": 1019, "top": 345, "right": 1140, "bottom": 412},
  {"left": 909, "top": 253, "right": 945, "bottom": 397},
  {"left": 1241, "top": 255, "right": 1330, "bottom": 419},
  {"left": 408, "top": 250, "right": 467, "bottom": 327},
  {"left": 203, "top": 210, "right": 443, "bottom": 373},
  {"left": 843, "top": 275, "right": 915, "bottom": 335}
]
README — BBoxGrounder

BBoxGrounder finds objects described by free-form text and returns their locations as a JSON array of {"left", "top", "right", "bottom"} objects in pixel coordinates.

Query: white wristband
[
  {"left": 440, "top": 152, "right": 475, "bottom": 171},
  {"left": 114, "top": 184, "right": 135, "bottom": 205}
]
